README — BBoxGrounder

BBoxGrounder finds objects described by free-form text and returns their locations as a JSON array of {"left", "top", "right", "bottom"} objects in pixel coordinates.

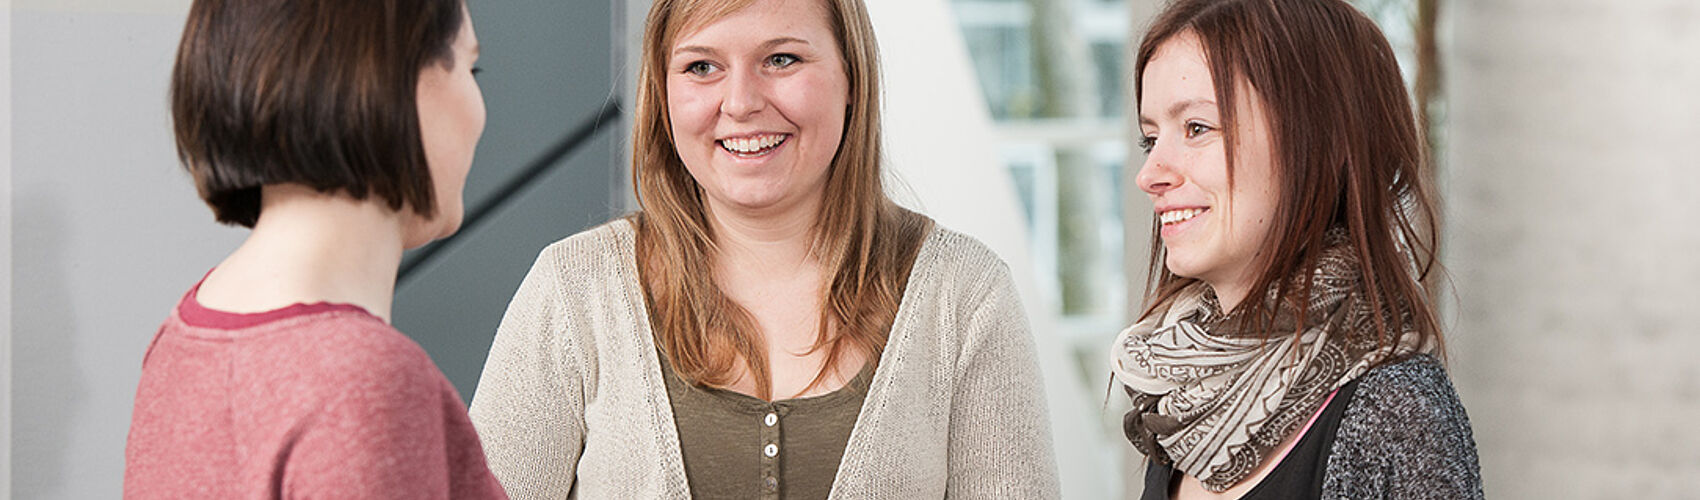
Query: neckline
[
  {"left": 660, "top": 352, "right": 878, "bottom": 411},
  {"left": 608, "top": 218, "right": 948, "bottom": 492},
  {"left": 1228, "top": 387, "right": 1341, "bottom": 498},
  {"left": 615, "top": 218, "right": 946, "bottom": 410},
  {"left": 1147, "top": 376, "right": 1363, "bottom": 500},
  {"left": 176, "top": 271, "right": 377, "bottom": 330}
]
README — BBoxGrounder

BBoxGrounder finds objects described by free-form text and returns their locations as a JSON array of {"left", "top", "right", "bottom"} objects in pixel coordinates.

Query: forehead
[
  {"left": 1141, "top": 32, "right": 1216, "bottom": 105},
  {"left": 670, "top": 0, "right": 832, "bottom": 46}
]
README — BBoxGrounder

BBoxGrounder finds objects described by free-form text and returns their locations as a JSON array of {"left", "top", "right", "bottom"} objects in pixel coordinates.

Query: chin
[
  {"left": 402, "top": 235, "right": 432, "bottom": 250},
  {"left": 432, "top": 216, "right": 465, "bottom": 242},
  {"left": 403, "top": 214, "right": 462, "bottom": 249},
  {"left": 714, "top": 186, "right": 799, "bottom": 212},
  {"left": 1162, "top": 254, "right": 1204, "bottom": 281}
]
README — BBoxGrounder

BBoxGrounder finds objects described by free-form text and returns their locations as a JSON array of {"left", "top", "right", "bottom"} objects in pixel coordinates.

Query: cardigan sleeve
[
  {"left": 944, "top": 260, "right": 1062, "bottom": 499},
  {"left": 1323, "top": 355, "right": 1485, "bottom": 500},
  {"left": 469, "top": 244, "right": 587, "bottom": 499}
]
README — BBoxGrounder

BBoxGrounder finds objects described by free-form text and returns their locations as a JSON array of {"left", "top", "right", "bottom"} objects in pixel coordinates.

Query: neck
[
  {"left": 197, "top": 184, "right": 409, "bottom": 322},
  {"left": 1211, "top": 281, "right": 1251, "bottom": 313},
  {"left": 704, "top": 196, "right": 823, "bottom": 274}
]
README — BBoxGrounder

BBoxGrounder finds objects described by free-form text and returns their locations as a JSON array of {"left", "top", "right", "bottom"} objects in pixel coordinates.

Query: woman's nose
[
  {"left": 1135, "top": 148, "right": 1179, "bottom": 196},
  {"left": 719, "top": 68, "right": 768, "bottom": 120}
]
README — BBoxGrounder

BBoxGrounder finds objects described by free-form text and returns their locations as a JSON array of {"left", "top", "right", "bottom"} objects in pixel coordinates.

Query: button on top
[
  {"left": 764, "top": 413, "right": 778, "bottom": 427},
  {"left": 763, "top": 443, "right": 778, "bottom": 458}
]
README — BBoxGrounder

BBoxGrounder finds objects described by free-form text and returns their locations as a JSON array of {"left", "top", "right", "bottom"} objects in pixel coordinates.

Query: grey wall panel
[
  {"left": 458, "top": 0, "right": 618, "bottom": 210},
  {"left": 393, "top": 0, "right": 625, "bottom": 401},
  {"left": 394, "top": 133, "right": 623, "bottom": 402}
]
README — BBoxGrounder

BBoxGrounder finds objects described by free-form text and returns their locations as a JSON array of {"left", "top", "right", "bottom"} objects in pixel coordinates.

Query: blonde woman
[{"left": 468, "top": 0, "right": 1059, "bottom": 498}]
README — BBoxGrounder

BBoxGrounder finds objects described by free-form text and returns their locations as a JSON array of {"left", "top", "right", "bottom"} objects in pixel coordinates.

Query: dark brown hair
[
  {"left": 1134, "top": 0, "right": 1443, "bottom": 354},
  {"left": 631, "top": 0, "right": 930, "bottom": 399},
  {"left": 172, "top": 0, "right": 465, "bottom": 227}
]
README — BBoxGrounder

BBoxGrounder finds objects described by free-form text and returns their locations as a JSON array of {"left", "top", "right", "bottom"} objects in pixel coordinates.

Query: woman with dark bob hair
[
  {"left": 1111, "top": 0, "right": 1483, "bottom": 498},
  {"left": 467, "top": 0, "right": 1058, "bottom": 497},
  {"left": 123, "top": 0, "right": 506, "bottom": 497}
]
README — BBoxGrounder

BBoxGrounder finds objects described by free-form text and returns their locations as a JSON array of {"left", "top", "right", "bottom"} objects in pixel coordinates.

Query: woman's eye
[
  {"left": 1138, "top": 135, "right": 1157, "bottom": 153},
  {"left": 471, "top": 67, "right": 484, "bottom": 77},
  {"left": 1185, "top": 122, "right": 1213, "bottom": 138},
  {"left": 684, "top": 61, "right": 717, "bottom": 77},
  {"left": 767, "top": 54, "right": 800, "bottom": 68}
]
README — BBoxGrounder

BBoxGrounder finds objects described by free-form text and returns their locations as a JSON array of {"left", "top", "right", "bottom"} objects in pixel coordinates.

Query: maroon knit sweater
[{"left": 123, "top": 281, "right": 508, "bottom": 499}]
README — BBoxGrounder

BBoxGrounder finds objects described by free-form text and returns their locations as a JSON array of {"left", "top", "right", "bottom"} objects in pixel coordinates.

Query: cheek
[
  {"left": 783, "top": 75, "right": 849, "bottom": 142},
  {"left": 665, "top": 82, "right": 715, "bottom": 133},
  {"left": 468, "top": 82, "right": 488, "bottom": 135},
  {"left": 458, "top": 82, "right": 487, "bottom": 153},
  {"left": 1230, "top": 173, "right": 1280, "bottom": 241},
  {"left": 1190, "top": 151, "right": 1233, "bottom": 195}
]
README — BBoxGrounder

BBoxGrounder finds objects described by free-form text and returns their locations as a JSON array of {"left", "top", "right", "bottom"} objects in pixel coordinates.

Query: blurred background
[{"left": 3, "top": 0, "right": 1698, "bottom": 498}]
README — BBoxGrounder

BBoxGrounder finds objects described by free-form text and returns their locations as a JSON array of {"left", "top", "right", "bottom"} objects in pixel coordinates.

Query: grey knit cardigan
[
  {"left": 1320, "top": 354, "right": 1485, "bottom": 499},
  {"left": 468, "top": 220, "right": 1061, "bottom": 499},
  {"left": 1140, "top": 354, "right": 1485, "bottom": 499}
]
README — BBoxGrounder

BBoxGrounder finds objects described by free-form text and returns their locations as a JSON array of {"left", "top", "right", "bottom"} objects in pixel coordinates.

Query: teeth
[
  {"left": 1159, "top": 208, "right": 1204, "bottom": 225},
  {"left": 721, "top": 134, "right": 787, "bottom": 154}
]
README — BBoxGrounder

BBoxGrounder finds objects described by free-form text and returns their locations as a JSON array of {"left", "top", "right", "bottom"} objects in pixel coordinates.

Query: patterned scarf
[{"left": 1110, "top": 237, "right": 1421, "bottom": 492}]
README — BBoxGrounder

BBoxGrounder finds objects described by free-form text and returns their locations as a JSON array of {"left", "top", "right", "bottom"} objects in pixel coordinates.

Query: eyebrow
[
  {"left": 1137, "top": 98, "right": 1217, "bottom": 127},
  {"left": 672, "top": 37, "right": 812, "bottom": 59}
]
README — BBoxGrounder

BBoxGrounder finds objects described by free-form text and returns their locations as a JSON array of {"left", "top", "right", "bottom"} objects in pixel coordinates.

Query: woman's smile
[
  {"left": 1157, "top": 206, "right": 1210, "bottom": 238},
  {"left": 717, "top": 132, "right": 791, "bottom": 159}
]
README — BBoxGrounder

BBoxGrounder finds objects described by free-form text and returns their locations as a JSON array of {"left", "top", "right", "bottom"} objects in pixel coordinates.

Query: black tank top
[{"left": 1139, "top": 376, "right": 1363, "bottom": 500}]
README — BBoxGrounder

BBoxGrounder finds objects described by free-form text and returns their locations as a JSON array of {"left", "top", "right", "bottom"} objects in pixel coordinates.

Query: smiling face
[
  {"left": 408, "top": 7, "right": 485, "bottom": 248},
  {"left": 664, "top": 0, "right": 849, "bottom": 220},
  {"left": 1135, "top": 31, "right": 1281, "bottom": 310}
]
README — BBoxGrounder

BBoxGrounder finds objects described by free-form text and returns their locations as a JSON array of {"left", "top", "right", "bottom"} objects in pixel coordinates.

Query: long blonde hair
[{"left": 631, "top": 0, "right": 929, "bottom": 399}]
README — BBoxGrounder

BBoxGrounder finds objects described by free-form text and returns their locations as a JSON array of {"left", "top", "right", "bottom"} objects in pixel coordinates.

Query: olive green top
[{"left": 660, "top": 353, "right": 875, "bottom": 500}]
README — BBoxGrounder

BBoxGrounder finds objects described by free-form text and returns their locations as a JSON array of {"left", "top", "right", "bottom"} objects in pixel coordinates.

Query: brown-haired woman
[
  {"left": 468, "top": 0, "right": 1059, "bottom": 497},
  {"left": 1110, "top": 0, "right": 1483, "bottom": 498},
  {"left": 123, "top": 0, "right": 505, "bottom": 498}
]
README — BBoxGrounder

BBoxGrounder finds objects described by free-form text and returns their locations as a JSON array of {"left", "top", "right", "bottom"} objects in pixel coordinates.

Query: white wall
[
  {"left": 1445, "top": 0, "right": 1700, "bottom": 497},
  {"left": 10, "top": 1, "right": 250, "bottom": 498}
]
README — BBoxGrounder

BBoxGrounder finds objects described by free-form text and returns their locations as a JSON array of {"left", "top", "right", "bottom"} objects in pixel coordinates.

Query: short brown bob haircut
[{"left": 172, "top": 0, "right": 466, "bottom": 227}]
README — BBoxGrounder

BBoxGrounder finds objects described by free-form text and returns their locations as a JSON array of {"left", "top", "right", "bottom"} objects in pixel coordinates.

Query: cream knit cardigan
[{"left": 469, "top": 220, "right": 1060, "bottom": 499}]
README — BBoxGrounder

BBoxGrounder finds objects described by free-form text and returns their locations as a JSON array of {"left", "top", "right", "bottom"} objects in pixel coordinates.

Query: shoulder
[
  {"left": 534, "top": 218, "right": 637, "bottom": 274},
  {"left": 514, "top": 218, "right": 642, "bottom": 306},
  {"left": 273, "top": 313, "right": 449, "bottom": 405},
  {"left": 896, "top": 223, "right": 1034, "bottom": 364},
  {"left": 902, "top": 224, "right": 1024, "bottom": 327},
  {"left": 1345, "top": 354, "right": 1471, "bottom": 428},
  {"left": 917, "top": 224, "right": 1008, "bottom": 271},
  {"left": 496, "top": 218, "right": 642, "bottom": 346},
  {"left": 909, "top": 224, "right": 1016, "bottom": 296},
  {"left": 1325, "top": 353, "right": 1484, "bottom": 499}
]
